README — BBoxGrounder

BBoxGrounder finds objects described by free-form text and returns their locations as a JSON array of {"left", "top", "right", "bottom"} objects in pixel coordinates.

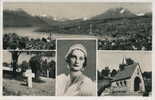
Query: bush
[{"left": 19, "top": 61, "right": 29, "bottom": 73}]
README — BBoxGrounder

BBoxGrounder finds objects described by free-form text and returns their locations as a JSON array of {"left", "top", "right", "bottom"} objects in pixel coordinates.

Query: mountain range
[
  {"left": 4, "top": 7, "right": 151, "bottom": 27},
  {"left": 3, "top": 8, "right": 152, "bottom": 37},
  {"left": 92, "top": 7, "right": 137, "bottom": 19}
]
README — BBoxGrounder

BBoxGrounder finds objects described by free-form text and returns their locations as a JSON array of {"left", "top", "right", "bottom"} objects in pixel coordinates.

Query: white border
[
  {"left": 1, "top": 1, "right": 154, "bottom": 100},
  {"left": 0, "top": 0, "right": 3, "bottom": 97},
  {"left": 56, "top": 38, "right": 97, "bottom": 40},
  {"left": 2, "top": 0, "right": 153, "bottom": 3},
  {"left": 55, "top": 38, "right": 57, "bottom": 96},
  {"left": 152, "top": 0, "right": 155, "bottom": 100}
]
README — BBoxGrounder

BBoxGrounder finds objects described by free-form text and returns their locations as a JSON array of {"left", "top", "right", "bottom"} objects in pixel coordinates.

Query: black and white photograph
[
  {"left": 3, "top": 2, "right": 152, "bottom": 50},
  {"left": 3, "top": 51, "right": 56, "bottom": 96},
  {"left": 56, "top": 39, "right": 96, "bottom": 96},
  {"left": 0, "top": 1, "right": 154, "bottom": 99},
  {"left": 97, "top": 51, "right": 152, "bottom": 96}
]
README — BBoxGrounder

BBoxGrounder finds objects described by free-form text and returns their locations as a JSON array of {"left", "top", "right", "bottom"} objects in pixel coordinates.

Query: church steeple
[{"left": 122, "top": 56, "right": 127, "bottom": 65}]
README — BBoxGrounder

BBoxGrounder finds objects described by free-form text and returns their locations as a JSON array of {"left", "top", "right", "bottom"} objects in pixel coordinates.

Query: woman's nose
[{"left": 75, "top": 58, "right": 79, "bottom": 64}]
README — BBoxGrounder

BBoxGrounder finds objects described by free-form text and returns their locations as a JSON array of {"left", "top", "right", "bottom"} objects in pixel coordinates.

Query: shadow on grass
[
  {"left": 3, "top": 72, "right": 25, "bottom": 81},
  {"left": 4, "top": 71, "right": 46, "bottom": 83},
  {"left": 3, "top": 86, "right": 22, "bottom": 96},
  {"left": 20, "top": 83, "right": 27, "bottom": 86},
  {"left": 32, "top": 79, "right": 46, "bottom": 83}
]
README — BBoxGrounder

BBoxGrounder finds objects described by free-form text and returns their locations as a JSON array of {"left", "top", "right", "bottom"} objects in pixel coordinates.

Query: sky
[
  {"left": 3, "top": 51, "right": 54, "bottom": 65},
  {"left": 3, "top": 51, "right": 35, "bottom": 65},
  {"left": 3, "top": 2, "right": 152, "bottom": 19},
  {"left": 97, "top": 51, "right": 152, "bottom": 72}
]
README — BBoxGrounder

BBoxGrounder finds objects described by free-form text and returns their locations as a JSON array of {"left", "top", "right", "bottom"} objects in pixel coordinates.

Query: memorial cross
[{"left": 24, "top": 69, "right": 35, "bottom": 88}]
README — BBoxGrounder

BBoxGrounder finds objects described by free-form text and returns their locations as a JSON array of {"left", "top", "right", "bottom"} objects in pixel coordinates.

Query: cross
[{"left": 23, "top": 69, "right": 35, "bottom": 88}]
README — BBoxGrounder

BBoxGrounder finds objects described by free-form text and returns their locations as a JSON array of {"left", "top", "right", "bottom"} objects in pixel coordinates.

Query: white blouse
[{"left": 56, "top": 74, "right": 96, "bottom": 96}]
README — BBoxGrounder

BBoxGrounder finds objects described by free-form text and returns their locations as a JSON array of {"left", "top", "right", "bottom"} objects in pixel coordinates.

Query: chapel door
[{"left": 134, "top": 77, "right": 141, "bottom": 91}]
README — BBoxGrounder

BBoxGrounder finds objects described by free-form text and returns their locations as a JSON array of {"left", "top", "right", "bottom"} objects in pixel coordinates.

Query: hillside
[
  {"left": 38, "top": 15, "right": 152, "bottom": 37},
  {"left": 37, "top": 8, "right": 152, "bottom": 38},
  {"left": 3, "top": 9, "right": 52, "bottom": 27}
]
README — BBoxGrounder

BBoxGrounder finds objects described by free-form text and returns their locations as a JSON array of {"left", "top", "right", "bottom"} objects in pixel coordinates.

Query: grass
[{"left": 3, "top": 76, "right": 55, "bottom": 96}]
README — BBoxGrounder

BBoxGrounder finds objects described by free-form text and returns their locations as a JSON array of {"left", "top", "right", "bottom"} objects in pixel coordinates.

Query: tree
[
  {"left": 142, "top": 72, "right": 152, "bottom": 93},
  {"left": 4, "top": 33, "right": 20, "bottom": 49},
  {"left": 48, "top": 60, "right": 56, "bottom": 78},
  {"left": 101, "top": 67, "right": 110, "bottom": 77},
  {"left": 119, "top": 64, "right": 126, "bottom": 71},
  {"left": 97, "top": 70, "right": 102, "bottom": 80},
  {"left": 3, "top": 34, "right": 9, "bottom": 49},
  {"left": 41, "top": 59, "right": 49, "bottom": 77},
  {"left": 29, "top": 55, "right": 42, "bottom": 81},
  {"left": 111, "top": 69, "right": 117, "bottom": 77},
  {"left": 10, "top": 51, "right": 21, "bottom": 78},
  {"left": 19, "top": 61, "right": 29, "bottom": 73},
  {"left": 4, "top": 33, "right": 27, "bottom": 78},
  {"left": 142, "top": 72, "right": 152, "bottom": 79},
  {"left": 126, "top": 58, "right": 134, "bottom": 65}
]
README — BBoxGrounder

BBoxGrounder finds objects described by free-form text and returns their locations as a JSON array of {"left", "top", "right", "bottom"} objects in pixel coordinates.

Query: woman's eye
[
  {"left": 70, "top": 55, "right": 76, "bottom": 59},
  {"left": 79, "top": 57, "right": 84, "bottom": 60},
  {"left": 71, "top": 55, "right": 76, "bottom": 58}
]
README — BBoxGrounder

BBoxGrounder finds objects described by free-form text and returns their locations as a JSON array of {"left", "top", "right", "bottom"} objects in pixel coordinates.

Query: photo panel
[
  {"left": 3, "top": 2, "right": 152, "bottom": 51},
  {"left": 3, "top": 2, "right": 56, "bottom": 50},
  {"left": 56, "top": 39, "right": 96, "bottom": 96},
  {"left": 2, "top": 50, "right": 56, "bottom": 96},
  {"left": 97, "top": 51, "right": 152, "bottom": 96}
]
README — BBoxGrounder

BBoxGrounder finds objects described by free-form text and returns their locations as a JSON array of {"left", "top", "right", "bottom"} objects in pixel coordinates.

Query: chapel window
[
  {"left": 120, "top": 81, "right": 123, "bottom": 86},
  {"left": 137, "top": 68, "right": 140, "bottom": 75},
  {"left": 116, "top": 82, "right": 119, "bottom": 87},
  {"left": 124, "top": 80, "right": 127, "bottom": 86}
]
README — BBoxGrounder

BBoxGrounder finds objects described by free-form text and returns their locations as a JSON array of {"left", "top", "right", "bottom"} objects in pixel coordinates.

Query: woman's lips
[{"left": 73, "top": 64, "right": 79, "bottom": 67}]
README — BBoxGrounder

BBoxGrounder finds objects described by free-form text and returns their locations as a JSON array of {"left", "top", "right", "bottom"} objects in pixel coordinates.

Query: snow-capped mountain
[{"left": 92, "top": 7, "right": 137, "bottom": 19}]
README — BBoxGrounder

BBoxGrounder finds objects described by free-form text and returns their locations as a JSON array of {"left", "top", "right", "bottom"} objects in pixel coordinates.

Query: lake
[{"left": 4, "top": 27, "right": 99, "bottom": 39}]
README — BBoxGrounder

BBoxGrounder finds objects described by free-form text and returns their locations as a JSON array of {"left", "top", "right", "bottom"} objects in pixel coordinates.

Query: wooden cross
[{"left": 23, "top": 69, "right": 35, "bottom": 88}]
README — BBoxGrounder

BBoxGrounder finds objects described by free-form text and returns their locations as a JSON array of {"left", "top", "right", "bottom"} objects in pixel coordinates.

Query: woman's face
[{"left": 69, "top": 49, "right": 85, "bottom": 71}]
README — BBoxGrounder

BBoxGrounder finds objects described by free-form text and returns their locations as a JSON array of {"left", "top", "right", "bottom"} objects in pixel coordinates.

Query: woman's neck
[{"left": 69, "top": 71, "right": 82, "bottom": 82}]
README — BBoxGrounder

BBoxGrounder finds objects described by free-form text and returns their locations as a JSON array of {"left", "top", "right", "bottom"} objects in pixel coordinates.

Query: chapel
[{"left": 111, "top": 58, "right": 145, "bottom": 95}]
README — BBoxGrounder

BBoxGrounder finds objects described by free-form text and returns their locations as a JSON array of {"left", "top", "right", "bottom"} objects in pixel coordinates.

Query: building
[{"left": 111, "top": 58, "right": 145, "bottom": 95}]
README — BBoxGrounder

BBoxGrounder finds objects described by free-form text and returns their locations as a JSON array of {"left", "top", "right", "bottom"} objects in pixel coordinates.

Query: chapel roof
[{"left": 112, "top": 63, "right": 138, "bottom": 82}]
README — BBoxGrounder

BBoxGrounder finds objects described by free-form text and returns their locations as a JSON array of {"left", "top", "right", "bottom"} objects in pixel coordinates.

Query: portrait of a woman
[{"left": 57, "top": 42, "right": 96, "bottom": 96}]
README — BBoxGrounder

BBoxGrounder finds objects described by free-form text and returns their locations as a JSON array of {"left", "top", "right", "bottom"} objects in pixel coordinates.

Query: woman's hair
[{"left": 65, "top": 44, "right": 87, "bottom": 68}]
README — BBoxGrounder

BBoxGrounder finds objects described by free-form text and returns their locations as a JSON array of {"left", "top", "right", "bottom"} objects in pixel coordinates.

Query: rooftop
[{"left": 112, "top": 63, "right": 138, "bottom": 82}]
